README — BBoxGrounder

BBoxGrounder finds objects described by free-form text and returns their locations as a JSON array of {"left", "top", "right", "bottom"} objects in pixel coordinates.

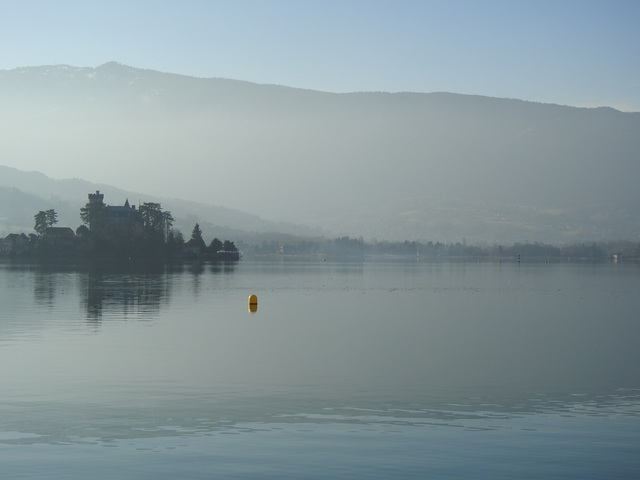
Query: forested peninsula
[{"left": 0, "top": 191, "right": 239, "bottom": 263}]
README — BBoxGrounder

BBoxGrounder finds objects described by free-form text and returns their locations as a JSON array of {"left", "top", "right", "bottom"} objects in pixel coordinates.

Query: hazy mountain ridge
[
  {"left": 0, "top": 165, "right": 319, "bottom": 240},
  {"left": 1, "top": 63, "right": 638, "bottom": 243}
]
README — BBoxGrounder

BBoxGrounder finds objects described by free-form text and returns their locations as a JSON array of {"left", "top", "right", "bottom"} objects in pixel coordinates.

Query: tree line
[
  {"left": 5, "top": 205, "right": 636, "bottom": 263},
  {"left": 244, "top": 236, "right": 639, "bottom": 262}
]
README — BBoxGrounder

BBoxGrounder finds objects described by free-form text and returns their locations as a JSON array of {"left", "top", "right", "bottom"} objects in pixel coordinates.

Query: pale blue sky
[{"left": 1, "top": 0, "right": 638, "bottom": 110}]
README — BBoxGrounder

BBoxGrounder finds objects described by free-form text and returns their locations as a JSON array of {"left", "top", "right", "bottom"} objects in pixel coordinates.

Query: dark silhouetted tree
[
  {"left": 76, "top": 225, "right": 90, "bottom": 236},
  {"left": 166, "top": 229, "right": 185, "bottom": 255},
  {"left": 139, "top": 202, "right": 174, "bottom": 242},
  {"left": 34, "top": 209, "right": 58, "bottom": 235},
  {"left": 190, "top": 223, "right": 206, "bottom": 250},
  {"left": 34, "top": 211, "right": 47, "bottom": 235},
  {"left": 208, "top": 237, "right": 223, "bottom": 253},
  {"left": 222, "top": 240, "right": 237, "bottom": 252}
]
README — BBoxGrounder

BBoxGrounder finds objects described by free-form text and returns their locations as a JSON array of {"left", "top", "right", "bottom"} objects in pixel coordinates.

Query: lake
[{"left": 1, "top": 259, "right": 639, "bottom": 479}]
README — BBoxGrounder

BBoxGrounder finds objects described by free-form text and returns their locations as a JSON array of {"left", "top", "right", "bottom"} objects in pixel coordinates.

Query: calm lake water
[{"left": 1, "top": 259, "right": 639, "bottom": 479}]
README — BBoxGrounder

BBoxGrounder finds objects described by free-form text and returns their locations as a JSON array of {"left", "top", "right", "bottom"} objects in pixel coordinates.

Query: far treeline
[{"left": 245, "top": 236, "right": 640, "bottom": 262}]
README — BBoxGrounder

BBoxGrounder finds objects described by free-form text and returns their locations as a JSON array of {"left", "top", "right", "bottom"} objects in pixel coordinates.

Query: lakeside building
[
  {"left": 87, "top": 190, "right": 138, "bottom": 235},
  {"left": 0, "top": 233, "right": 30, "bottom": 255}
]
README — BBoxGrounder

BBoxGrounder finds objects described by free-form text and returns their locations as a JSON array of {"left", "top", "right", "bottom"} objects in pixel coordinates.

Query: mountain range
[{"left": 1, "top": 62, "right": 639, "bottom": 244}]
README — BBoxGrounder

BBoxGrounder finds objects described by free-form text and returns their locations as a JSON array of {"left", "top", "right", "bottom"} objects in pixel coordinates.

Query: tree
[
  {"left": 173, "top": 230, "right": 185, "bottom": 245},
  {"left": 139, "top": 202, "right": 174, "bottom": 242},
  {"left": 45, "top": 209, "right": 58, "bottom": 227},
  {"left": 208, "top": 237, "right": 223, "bottom": 253},
  {"left": 166, "top": 229, "right": 185, "bottom": 254},
  {"left": 76, "top": 225, "right": 90, "bottom": 236},
  {"left": 190, "top": 223, "right": 206, "bottom": 250},
  {"left": 34, "top": 209, "right": 58, "bottom": 235},
  {"left": 34, "top": 211, "right": 48, "bottom": 235},
  {"left": 162, "top": 210, "right": 174, "bottom": 241},
  {"left": 139, "top": 202, "right": 163, "bottom": 234},
  {"left": 222, "top": 240, "right": 238, "bottom": 252}
]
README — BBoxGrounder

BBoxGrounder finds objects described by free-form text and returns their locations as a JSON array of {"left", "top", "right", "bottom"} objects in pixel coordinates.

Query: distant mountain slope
[
  {"left": 0, "top": 166, "right": 319, "bottom": 239},
  {"left": 1, "top": 63, "right": 638, "bottom": 243}
]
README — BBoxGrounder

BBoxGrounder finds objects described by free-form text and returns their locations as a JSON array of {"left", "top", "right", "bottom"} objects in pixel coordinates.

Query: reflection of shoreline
[
  {"left": 82, "top": 270, "right": 171, "bottom": 323},
  {"left": 0, "top": 257, "right": 238, "bottom": 272},
  {"left": 10, "top": 259, "right": 237, "bottom": 324},
  {"left": 80, "top": 260, "right": 237, "bottom": 322}
]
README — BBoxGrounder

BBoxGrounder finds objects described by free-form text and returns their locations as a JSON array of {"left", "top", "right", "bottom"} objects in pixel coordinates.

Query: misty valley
[{"left": 1, "top": 63, "right": 639, "bottom": 247}]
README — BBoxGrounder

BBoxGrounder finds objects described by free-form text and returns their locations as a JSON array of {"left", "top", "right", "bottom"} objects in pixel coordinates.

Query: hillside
[
  {"left": 1, "top": 63, "right": 638, "bottom": 243},
  {"left": 0, "top": 166, "right": 319, "bottom": 240}
]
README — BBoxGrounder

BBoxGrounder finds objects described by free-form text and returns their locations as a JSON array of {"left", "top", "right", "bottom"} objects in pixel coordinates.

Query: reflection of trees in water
[
  {"left": 34, "top": 271, "right": 57, "bottom": 307},
  {"left": 81, "top": 261, "right": 237, "bottom": 323},
  {"left": 33, "top": 263, "right": 77, "bottom": 308},
  {"left": 209, "top": 262, "right": 237, "bottom": 274},
  {"left": 81, "top": 262, "right": 176, "bottom": 324},
  {"left": 186, "top": 260, "right": 237, "bottom": 299},
  {"left": 13, "top": 259, "right": 237, "bottom": 324}
]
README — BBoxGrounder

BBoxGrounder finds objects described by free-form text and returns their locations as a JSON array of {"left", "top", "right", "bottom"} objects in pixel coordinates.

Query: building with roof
[
  {"left": 88, "top": 191, "right": 139, "bottom": 235},
  {"left": 0, "top": 233, "right": 30, "bottom": 255}
]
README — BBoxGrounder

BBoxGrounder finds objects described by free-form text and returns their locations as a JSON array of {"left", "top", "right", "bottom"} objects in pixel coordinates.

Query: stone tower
[
  {"left": 88, "top": 190, "right": 105, "bottom": 206},
  {"left": 87, "top": 191, "right": 105, "bottom": 232}
]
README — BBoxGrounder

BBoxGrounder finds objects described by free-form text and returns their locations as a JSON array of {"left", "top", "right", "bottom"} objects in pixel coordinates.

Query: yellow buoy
[{"left": 248, "top": 294, "right": 258, "bottom": 313}]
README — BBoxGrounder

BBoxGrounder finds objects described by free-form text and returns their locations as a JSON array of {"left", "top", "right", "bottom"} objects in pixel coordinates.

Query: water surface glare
[{"left": 1, "top": 260, "right": 639, "bottom": 478}]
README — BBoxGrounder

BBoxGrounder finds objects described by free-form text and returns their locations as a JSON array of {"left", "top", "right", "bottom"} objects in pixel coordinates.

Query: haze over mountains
[
  {"left": 1, "top": 62, "right": 638, "bottom": 244},
  {"left": 0, "top": 165, "right": 319, "bottom": 244}
]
